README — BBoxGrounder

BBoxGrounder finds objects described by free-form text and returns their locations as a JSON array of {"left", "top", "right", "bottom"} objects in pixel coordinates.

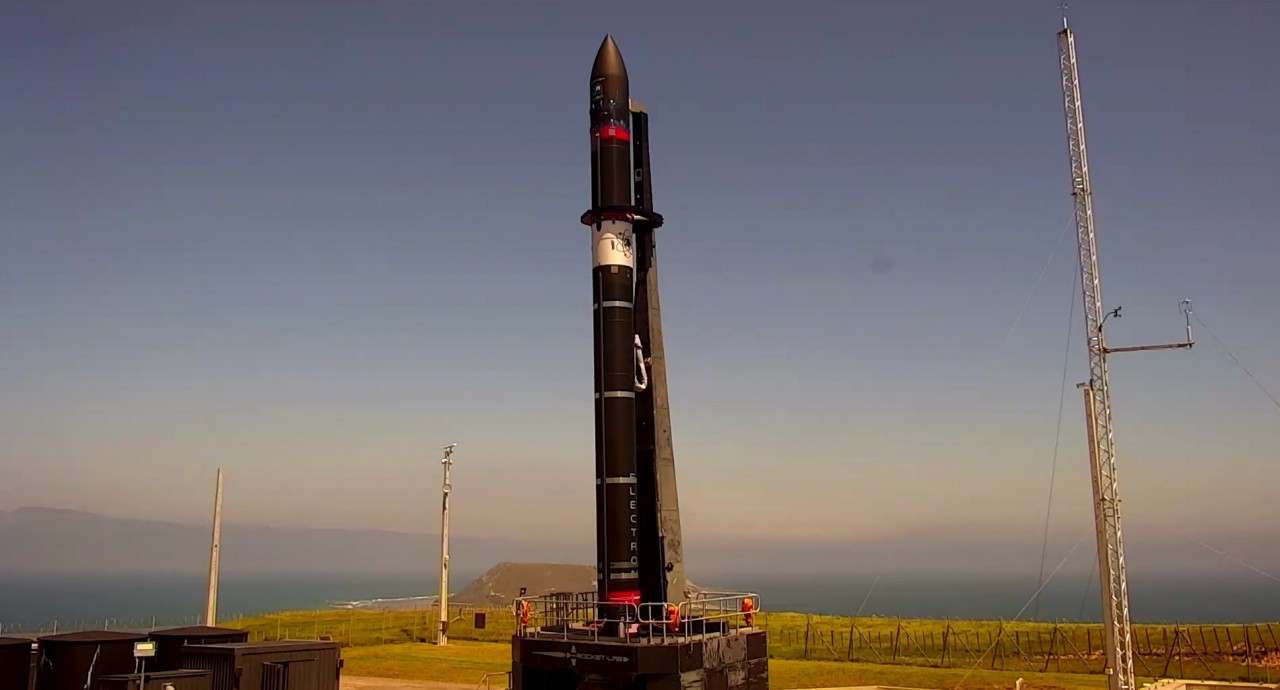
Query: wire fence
[
  {"left": 772, "top": 616, "right": 1280, "bottom": 683},
  {"left": 225, "top": 608, "right": 1279, "bottom": 682},
  {"left": 5, "top": 607, "right": 1278, "bottom": 683}
]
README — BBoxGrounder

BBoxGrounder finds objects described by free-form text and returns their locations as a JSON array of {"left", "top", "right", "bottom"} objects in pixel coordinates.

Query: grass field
[{"left": 225, "top": 608, "right": 1280, "bottom": 688}]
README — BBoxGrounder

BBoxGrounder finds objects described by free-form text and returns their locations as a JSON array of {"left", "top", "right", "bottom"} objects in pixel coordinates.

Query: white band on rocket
[{"left": 591, "top": 219, "right": 635, "bottom": 268}]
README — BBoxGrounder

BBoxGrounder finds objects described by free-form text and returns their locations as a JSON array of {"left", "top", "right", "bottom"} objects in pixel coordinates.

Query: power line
[
  {"left": 1192, "top": 311, "right": 1280, "bottom": 412},
  {"left": 1076, "top": 555, "right": 1097, "bottom": 620},
  {"left": 990, "top": 216, "right": 1075, "bottom": 371},
  {"left": 1033, "top": 263, "right": 1079, "bottom": 619},
  {"left": 1159, "top": 283, "right": 1279, "bottom": 412},
  {"left": 950, "top": 528, "right": 1091, "bottom": 690},
  {"left": 1164, "top": 525, "right": 1280, "bottom": 586},
  {"left": 855, "top": 574, "right": 881, "bottom": 617}
]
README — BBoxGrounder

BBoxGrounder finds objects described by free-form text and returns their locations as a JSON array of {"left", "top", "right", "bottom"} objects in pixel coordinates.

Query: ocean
[{"left": 0, "top": 571, "right": 1276, "bottom": 633}]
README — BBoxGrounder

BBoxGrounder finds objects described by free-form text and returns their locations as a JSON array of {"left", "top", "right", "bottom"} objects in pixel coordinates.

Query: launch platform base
[{"left": 511, "top": 630, "right": 768, "bottom": 690}]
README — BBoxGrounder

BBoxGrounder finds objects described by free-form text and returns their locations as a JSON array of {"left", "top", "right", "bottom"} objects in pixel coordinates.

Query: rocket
[{"left": 587, "top": 35, "right": 642, "bottom": 609}]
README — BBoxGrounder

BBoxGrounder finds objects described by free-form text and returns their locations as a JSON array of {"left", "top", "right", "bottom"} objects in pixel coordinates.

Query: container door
[{"left": 262, "top": 662, "right": 287, "bottom": 690}]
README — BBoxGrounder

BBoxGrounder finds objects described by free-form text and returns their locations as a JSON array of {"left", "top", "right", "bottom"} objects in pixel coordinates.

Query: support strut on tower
[{"left": 1057, "top": 19, "right": 1194, "bottom": 690}]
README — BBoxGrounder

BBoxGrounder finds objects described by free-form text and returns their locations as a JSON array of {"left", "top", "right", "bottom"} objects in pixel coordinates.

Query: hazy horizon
[
  {"left": 4, "top": 506, "right": 1278, "bottom": 586},
  {"left": 3, "top": 506, "right": 1278, "bottom": 626},
  {"left": 1, "top": 0, "right": 1276, "bottom": 594}
]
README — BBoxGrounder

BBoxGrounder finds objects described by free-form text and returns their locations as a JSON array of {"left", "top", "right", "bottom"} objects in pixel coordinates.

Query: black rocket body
[
  {"left": 588, "top": 35, "right": 641, "bottom": 607},
  {"left": 511, "top": 39, "right": 770, "bottom": 690}
]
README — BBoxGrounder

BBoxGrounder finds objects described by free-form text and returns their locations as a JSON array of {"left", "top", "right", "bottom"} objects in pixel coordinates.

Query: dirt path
[{"left": 342, "top": 677, "right": 475, "bottom": 690}]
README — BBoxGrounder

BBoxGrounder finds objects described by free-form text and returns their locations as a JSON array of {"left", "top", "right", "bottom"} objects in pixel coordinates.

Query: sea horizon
[{"left": 1, "top": 570, "right": 1275, "bottom": 633}]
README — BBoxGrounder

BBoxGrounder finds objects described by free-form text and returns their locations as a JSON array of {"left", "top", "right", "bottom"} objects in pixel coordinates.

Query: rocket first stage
[{"left": 587, "top": 35, "right": 642, "bottom": 608}]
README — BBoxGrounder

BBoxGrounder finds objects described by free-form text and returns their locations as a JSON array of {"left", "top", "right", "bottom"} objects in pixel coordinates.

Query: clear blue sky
[{"left": 1, "top": 0, "right": 1276, "bottom": 570}]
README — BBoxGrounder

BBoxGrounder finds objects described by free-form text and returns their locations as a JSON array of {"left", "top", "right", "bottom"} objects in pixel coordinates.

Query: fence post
[
  {"left": 997, "top": 623, "right": 1006, "bottom": 671},
  {"left": 892, "top": 621, "right": 902, "bottom": 662},
  {"left": 1245, "top": 625, "right": 1253, "bottom": 682},
  {"left": 804, "top": 616, "right": 811, "bottom": 661},
  {"left": 1054, "top": 625, "right": 1062, "bottom": 672},
  {"left": 1177, "top": 626, "right": 1185, "bottom": 678},
  {"left": 847, "top": 619, "right": 855, "bottom": 661}
]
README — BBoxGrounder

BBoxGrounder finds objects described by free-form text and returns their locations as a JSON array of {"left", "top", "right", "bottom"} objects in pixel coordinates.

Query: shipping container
[
  {"left": 97, "top": 668, "right": 213, "bottom": 690},
  {"left": 181, "top": 641, "right": 341, "bottom": 690},
  {"left": 35, "top": 630, "right": 148, "bottom": 690},
  {"left": 0, "top": 636, "right": 33, "bottom": 690},
  {"left": 147, "top": 626, "right": 248, "bottom": 672}
]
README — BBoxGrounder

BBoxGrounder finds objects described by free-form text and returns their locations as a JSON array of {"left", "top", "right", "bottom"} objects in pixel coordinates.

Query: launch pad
[
  {"left": 509, "top": 34, "right": 768, "bottom": 690},
  {"left": 511, "top": 592, "right": 768, "bottom": 690}
]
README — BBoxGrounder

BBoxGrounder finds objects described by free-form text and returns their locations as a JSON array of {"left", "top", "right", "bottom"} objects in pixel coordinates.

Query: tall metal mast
[
  {"left": 204, "top": 467, "right": 224, "bottom": 626},
  {"left": 438, "top": 442, "right": 458, "bottom": 646},
  {"left": 1057, "top": 19, "right": 1193, "bottom": 690}
]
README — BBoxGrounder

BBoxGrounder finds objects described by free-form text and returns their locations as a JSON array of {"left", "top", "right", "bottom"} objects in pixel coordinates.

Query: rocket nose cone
[{"left": 591, "top": 34, "right": 628, "bottom": 82}]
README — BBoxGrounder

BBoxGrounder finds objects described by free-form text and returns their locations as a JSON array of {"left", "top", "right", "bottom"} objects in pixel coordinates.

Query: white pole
[
  {"left": 205, "top": 468, "right": 224, "bottom": 626},
  {"left": 438, "top": 444, "right": 457, "bottom": 646}
]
